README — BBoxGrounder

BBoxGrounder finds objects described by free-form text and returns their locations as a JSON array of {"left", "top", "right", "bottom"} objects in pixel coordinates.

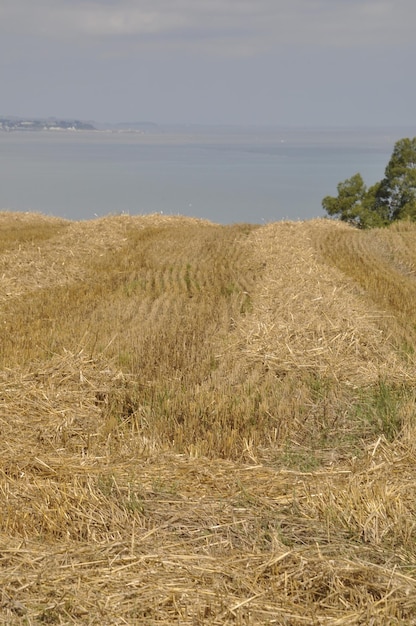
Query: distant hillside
[
  {"left": 112, "top": 121, "right": 159, "bottom": 131},
  {"left": 1, "top": 211, "right": 416, "bottom": 624}
]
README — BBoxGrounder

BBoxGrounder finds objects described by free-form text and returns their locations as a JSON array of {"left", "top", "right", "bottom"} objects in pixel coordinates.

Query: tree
[
  {"left": 322, "top": 173, "right": 366, "bottom": 226},
  {"left": 376, "top": 137, "right": 416, "bottom": 221},
  {"left": 322, "top": 174, "right": 386, "bottom": 229},
  {"left": 322, "top": 137, "right": 416, "bottom": 228}
]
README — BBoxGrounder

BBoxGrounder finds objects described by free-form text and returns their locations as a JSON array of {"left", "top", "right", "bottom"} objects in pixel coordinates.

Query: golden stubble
[{"left": 1, "top": 212, "right": 416, "bottom": 624}]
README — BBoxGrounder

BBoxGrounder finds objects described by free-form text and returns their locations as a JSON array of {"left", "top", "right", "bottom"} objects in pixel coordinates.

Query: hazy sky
[{"left": 1, "top": 0, "right": 415, "bottom": 126}]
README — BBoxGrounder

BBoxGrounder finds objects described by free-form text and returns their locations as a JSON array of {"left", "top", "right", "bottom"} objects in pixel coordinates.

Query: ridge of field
[
  {"left": 1, "top": 211, "right": 416, "bottom": 624},
  {"left": 236, "top": 219, "right": 415, "bottom": 385}
]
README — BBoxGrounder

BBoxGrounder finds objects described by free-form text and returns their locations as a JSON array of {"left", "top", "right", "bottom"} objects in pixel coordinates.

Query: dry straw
[
  {"left": 1, "top": 212, "right": 416, "bottom": 624},
  {"left": 234, "top": 220, "right": 415, "bottom": 385}
]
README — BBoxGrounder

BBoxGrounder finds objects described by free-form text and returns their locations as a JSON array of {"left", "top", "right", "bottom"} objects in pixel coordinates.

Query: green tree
[
  {"left": 322, "top": 137, "right": 416, "bottom": 228},
  {"left": 322, "top": 173, "right": 366, "bottom": 226},
  {"left": 322, "top": 174, "right": 386, "bottom": 228},
  {"left": 376, "top": 137, "right": 416, "bottom": 221}
]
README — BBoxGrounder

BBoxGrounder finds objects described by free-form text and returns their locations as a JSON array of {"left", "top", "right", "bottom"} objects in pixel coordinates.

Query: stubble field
[{"left": 1, "top": 210, "right": 416, "bottom": 624}]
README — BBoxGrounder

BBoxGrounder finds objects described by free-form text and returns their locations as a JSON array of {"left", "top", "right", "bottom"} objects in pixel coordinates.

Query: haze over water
[{"left": 0, "top": 126, "right": 411, "bottom": 224}]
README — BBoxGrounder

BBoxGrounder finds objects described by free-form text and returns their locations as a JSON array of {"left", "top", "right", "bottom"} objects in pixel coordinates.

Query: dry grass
[
  {"left": 1, "top": 211, "right": 416, "bottom": 624},
  {"left": 314, "top": 219, "right": 416, "bottom": 362}
]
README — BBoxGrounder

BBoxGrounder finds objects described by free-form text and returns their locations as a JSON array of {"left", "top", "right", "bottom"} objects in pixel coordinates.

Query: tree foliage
[{"left": 322, "top": 137, "right": 416, "bottom": 228}]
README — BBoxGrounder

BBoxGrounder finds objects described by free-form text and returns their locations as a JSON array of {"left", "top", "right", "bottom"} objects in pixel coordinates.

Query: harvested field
[{"left": 1, "top": 211, "right": 416, "bottom": 624}]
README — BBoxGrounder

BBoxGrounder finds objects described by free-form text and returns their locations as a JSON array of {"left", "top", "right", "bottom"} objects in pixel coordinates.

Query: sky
[{"left": 1, "top": 0, "right": 416, "bottom": 127}]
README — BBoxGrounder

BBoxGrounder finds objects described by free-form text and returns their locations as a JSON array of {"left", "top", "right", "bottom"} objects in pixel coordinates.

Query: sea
[{"left": 1, "top": 125, "right": 414, "bottom": 224}]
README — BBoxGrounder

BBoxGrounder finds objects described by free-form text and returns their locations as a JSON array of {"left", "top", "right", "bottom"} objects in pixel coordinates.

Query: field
[{"left": 1, "top": 210, "right": 416, "bottom": 625}]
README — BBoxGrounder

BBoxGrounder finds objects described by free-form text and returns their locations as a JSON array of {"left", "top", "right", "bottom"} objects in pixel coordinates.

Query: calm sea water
[{"left": 0, "top": 126, "right": 412, "bottom": 224}]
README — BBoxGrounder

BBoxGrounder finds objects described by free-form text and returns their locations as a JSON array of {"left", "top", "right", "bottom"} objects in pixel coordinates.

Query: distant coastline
[
  {"left": 0, "top": 117, "right": 96, "bottom": 132},
  {"left": 0, "top": 117, "right": 163, "bottom": 133}
]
